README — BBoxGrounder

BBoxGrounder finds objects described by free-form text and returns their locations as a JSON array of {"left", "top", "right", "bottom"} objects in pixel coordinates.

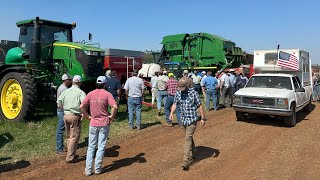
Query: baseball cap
[
  {"left": 183, "top": 70, "right": 189, "bottom": 74},
  {"left": 72, "top": 75, "right": 82, "bottom": 83},
  {"left": 201, "top": 71, "right": 206, "bottom": 74},
  {"left": 61, "top": 74, "right": 72, "bottom": 81},
  {"left": 163, "top": 70, "right": 168, "bottom": 74},
  {"left": 178, "top": 78, "right": 189, "bottom": 91},
  {"left": 229, "top": 69, "right": 235, "bottom": 72},
  {"left": 168, "top": 72, "right": 174, "bottom": 78},
  {"left": 96, "top": 76, "right": 107, "bottom": 84}
]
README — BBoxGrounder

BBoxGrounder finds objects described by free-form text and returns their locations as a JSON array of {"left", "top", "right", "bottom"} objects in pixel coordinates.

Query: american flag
[{"left": 277, "top": 51, "right": 299, "bottom": 70}]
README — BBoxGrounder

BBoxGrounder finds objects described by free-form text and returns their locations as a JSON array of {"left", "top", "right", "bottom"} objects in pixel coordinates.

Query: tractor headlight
[
  {"left": 234, "top": 95, "right": 241, "bottom": 104},
  {"left": 277, "top": 98, "right": 288, "bottom": 108}
]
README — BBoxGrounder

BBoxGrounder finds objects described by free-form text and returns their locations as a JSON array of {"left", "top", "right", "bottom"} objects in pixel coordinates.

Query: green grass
[{"left": 0, "top": 99, "right": 161, "bottom": 165}]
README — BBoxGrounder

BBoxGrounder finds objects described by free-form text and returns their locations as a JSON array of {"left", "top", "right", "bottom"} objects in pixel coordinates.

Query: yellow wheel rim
[{"left": 1, "top": 79, "right": 23, "bottom": 120}]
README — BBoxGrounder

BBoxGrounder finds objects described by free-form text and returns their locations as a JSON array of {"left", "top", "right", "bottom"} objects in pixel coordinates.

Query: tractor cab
[
  {"left": 15, "top": 17, "right": 105, "bottom": 84},
  {"left": 17, "top": 19, "right": 73, "bottom": 60}
]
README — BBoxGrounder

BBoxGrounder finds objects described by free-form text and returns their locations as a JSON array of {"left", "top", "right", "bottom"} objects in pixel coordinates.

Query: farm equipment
[
  {"left": 104, "top": 49, "right": 143, "bottom": 85},
  {"left": 0, "top": 17, "right": 105, "bottom": 121},
  {"left": 154, "top": 32, "right": 244, "bottom": 72}
]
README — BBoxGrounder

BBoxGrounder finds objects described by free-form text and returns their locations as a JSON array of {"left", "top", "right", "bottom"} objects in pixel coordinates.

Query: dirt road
[{"left": 1, "top": 104, "right": 320, "bottom": 180}]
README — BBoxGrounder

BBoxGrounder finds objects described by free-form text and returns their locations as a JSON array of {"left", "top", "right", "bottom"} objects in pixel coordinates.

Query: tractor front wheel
[{"left": 0, "top": 72, "right": 37, "bottom": 121}]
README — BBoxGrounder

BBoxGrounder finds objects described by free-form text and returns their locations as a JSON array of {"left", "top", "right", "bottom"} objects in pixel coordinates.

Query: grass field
[{"left": 0, "top": 99, "right": 161, "bottom": 166}]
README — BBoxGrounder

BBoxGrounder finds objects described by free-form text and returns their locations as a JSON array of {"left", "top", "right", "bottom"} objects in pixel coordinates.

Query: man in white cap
[
  {"left": 105, "top": 69, "right": 112, "bottom": 81},
  {"left": 81, "top": 76, "right": 118, "bottom": 176},
  {"left": 55, "top": 74, "right": 72, "bottom": 155},
  {"left": 156, "top": 70, "right": 169, "bottom": 116},
  {"left": 57, "top": 75, "right": 86, "bottom": 163}
]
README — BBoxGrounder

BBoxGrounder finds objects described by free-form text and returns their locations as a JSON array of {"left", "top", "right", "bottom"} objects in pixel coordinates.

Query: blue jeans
[
  {"left": 157, "top": 90, "right": 168, "bottom": 110},
  {"left": 56, "top": 109, "right": 65, "bottom": 152},
  {"left": 206, "top": 90, "right": 218, "bottom": 111},
  {"left": 164, "top": 95, "right": 181, "bottom": 125},
  {"left": 128, "top": 97, "right": 142, "bottom": 128},
  {"left": 193, "top": 84, "right": 201, "bottom": 94},
  {"left": 85, "top": 126, "right": 110, "bottom": 174},
  {"left": 313, "top": 85, "right": 319, "bottom": 100}
]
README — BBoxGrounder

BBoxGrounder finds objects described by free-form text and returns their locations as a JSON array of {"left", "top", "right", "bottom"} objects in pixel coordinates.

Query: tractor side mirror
[
  {"left": 20, "top": 26, "right": 27, "bottom": 35},
  {"left": 89, "top": 33, "right": 92, "bottom": 41}
]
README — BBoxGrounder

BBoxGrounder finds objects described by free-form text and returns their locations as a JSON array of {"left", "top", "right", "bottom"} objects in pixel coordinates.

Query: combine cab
[{"left": 0, "top": 17, "right": 105, "bottom": 121}]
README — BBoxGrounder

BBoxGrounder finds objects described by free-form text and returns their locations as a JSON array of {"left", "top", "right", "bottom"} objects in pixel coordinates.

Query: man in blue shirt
[
  {"left": 203, "top": 71, "right": 219, "bottom": 111},
  {"left": 105, "top": 71, "right": 122, "bottom": 104},
  {"left": 228, "top": 69, "right": 237, "bottom": 105},
  {"left": 169, "top": 78, "right": 206, "bottom": 171}
]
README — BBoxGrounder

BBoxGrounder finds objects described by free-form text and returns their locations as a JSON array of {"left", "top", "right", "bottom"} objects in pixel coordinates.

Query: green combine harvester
[
  {"left": 154, "top": 32, "right": 244, "bottom": 74},
  {"left": 0, "top": 17, "right": 105, "bottom": 121}
]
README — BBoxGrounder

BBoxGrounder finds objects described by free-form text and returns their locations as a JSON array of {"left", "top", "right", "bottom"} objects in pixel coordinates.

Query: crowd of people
[
  {"left": 151, "top": 69, "right": 249, "bottom": 126},
  {"left": 54, "top": 68, "right": 249, "bottom": 175}
]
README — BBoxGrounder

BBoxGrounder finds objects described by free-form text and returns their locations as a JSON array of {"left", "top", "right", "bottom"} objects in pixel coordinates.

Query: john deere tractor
[{"left": 0, "top": 17, "right": 105, "bottom": 121}]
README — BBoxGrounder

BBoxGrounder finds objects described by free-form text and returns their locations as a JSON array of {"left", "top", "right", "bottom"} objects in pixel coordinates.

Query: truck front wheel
[
  {"left": 284, "top": 104, "right": 296, "bottom": 127},
  {"left": 236, "top": 111, "right": 246, "bottom": 121},
  {"left": 0, "top": 72, "right": 37, "bottom": 122}
]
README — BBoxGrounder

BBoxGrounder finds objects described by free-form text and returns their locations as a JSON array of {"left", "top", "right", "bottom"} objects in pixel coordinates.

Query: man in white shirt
[
  {"left": 220, "top": 71, "right": 232, "bottom": 107},
  {"left": 150, "top": 72, "right": 159, "bottom": 105},
  {"left": 200, "top": 71, "right": 207, "bottom": 99}
]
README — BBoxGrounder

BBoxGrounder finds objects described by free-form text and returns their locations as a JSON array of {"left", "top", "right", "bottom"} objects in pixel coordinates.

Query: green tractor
[{"left": 0, "top": 17, "right": 105, "bottom": 121}]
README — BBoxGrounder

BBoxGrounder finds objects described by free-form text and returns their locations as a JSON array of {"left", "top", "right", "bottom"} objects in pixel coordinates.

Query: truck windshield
[{"left": 246, "top": 76, "right": 292, "bottom": 90}]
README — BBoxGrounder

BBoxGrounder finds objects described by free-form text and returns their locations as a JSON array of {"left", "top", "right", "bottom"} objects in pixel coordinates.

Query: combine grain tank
[{"left": 155, "top": 32, "right": 244, "bottom": 71}]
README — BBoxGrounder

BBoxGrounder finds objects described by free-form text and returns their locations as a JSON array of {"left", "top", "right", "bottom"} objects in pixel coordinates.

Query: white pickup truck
[{"left": 233, "top": 49, "right": 312, "bottom": 127}]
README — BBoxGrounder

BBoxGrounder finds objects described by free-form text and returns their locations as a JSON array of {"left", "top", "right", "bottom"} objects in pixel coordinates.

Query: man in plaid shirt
[
  {"left": 164, "top": 73, "right": 181, "bottom": 127},
  {"left": 170, "top": 78, "right": 206, "bottom": 171}
]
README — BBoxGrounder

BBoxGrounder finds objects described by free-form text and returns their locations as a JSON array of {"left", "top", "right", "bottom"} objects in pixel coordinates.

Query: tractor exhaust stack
[{"left": 29, "top": 16, "right": 41, "bottom": 63}]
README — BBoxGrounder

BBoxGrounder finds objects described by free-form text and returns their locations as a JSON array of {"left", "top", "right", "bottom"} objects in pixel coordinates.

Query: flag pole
[{"left": 275, "top": 44, "right": 280, "bottom": 70}]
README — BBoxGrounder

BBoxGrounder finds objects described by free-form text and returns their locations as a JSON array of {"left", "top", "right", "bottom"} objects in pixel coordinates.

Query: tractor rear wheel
[{"left": 0, "top": 72, "right": 37, "bottom": 121}]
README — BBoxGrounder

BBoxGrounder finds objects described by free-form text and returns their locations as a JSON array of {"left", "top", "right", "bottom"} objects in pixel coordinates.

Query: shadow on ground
[
  {"left": 0, "top": 133, "right": 14, "bottom": 149},
  {"left": 0, "top": 160, "right": 31, "bottom": 173},
  {"left": 238, "top": 104, "right": 315, "bottom": 127},
  {"left": 193, "top": 146, "right": 220, "bottom": 165},
  {"left": 103, "top": 153, "right": 146, "bottom": 173},
  {"left": 105, "top": 145, "right": 120, "bottom": 157}
]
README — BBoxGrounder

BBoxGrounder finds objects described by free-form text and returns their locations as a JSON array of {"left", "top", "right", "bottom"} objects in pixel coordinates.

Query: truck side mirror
[
  {"left": 89, "top": 33, "right": 92, "bottom": 41},
  {"left": 20, "top": 26, "right": 27, "bottom": 35}
]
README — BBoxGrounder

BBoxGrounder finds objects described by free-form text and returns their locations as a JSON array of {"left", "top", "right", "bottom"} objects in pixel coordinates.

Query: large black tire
[
  {"left": 236, "top": 111, "right": 246, "bottom": 121},
  {"left": 303, "top": 97, "right": 312, "bottom": 112},
  {"left": 284, "top": 103, "right": 296, "bottom": 127},
  {"left": 0, "top": 72, "right": 37, "bottom": 122}
]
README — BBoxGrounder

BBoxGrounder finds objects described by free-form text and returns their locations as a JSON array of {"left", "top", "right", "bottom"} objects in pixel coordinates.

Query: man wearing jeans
[
  {"left": 157, "top": 71, "right": 169, "bottom": 116},
  {"left": 57, "top": 75, "right": 86, "bottom": 163},
  {"left": 124, "top": 70, "right": 145, "bottom": 130},
  {"left": 164, "top": 73, "right": 181, "bottom": 127},
  {"left": 56, "top": 74, "right": 72, "bottom": 155},
  {"left": 203, "top": 71, "right": 219, "bottom": 111},
  {"left": 169, "top": 78, "right": 206, "bottom": 171},
  {"left": 81, "top": 76, "right": 117, "bottom": 176}
]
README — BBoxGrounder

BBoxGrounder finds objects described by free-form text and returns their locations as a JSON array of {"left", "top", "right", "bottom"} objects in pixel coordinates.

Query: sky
[{"left": 0, "top": 0, "right": 319, "bottom": 63}]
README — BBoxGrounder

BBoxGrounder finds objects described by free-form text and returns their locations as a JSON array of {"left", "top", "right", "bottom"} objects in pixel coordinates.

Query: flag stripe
[{"left": 278, "top": 61, "right": 299, "bottom": 67}]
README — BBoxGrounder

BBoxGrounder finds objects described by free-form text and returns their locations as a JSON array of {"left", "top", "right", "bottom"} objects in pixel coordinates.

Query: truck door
[{"left": 292, "top": 77, "right": 305, "bottom": 109}]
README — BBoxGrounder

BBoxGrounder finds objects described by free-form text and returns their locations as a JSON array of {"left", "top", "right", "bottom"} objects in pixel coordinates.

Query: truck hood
[
  {"left": 53, "top": 42, "right": 104, "bottom": 52},
  {"left": 235, "top": 87, "right": 292, "bottom": 98}
]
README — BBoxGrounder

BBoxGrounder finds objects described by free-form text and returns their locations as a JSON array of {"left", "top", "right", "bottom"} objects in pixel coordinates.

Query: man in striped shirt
[{"left": 164, "top": 73, "right": 180, "bottom": 127}]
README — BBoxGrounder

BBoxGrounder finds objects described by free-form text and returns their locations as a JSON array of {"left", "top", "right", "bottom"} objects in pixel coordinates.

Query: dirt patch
[{"left": 1, "top": 104, "right": 320, "bottom": 180}]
